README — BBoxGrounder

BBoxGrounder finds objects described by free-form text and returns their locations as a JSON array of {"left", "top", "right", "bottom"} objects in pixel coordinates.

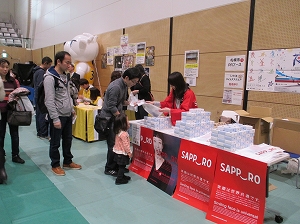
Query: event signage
[
  {"left": 206, "top": 150, "right": 267, "bottom": 224},
  {"left": 173, "top": 140, "right": 218, "bottom": 212}
]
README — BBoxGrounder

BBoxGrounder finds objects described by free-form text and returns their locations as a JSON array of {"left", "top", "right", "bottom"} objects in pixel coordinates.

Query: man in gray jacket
[
  {"left": 102, "top": 67, "right": 141, "bottom": 180},
  {"left": 44, "top": 51, "right": 81, "bottom": 176}
]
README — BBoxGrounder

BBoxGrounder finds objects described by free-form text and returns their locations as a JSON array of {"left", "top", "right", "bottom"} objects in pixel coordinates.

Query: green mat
[{"left": 0, "top": 142, "right": 88, "bottom": 224}]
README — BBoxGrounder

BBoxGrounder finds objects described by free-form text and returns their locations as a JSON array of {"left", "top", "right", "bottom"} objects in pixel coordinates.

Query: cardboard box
[
  {"left": 271, "top": 118, "right": 300, "bottom": 154},
  {"left": 235, "top": 106, "right": 273, "bottom": 145}
]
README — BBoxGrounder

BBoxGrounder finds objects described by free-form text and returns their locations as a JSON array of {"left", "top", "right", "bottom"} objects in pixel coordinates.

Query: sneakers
[
  {"left": 63, "top": 162, "right": 82, "bottom": 170},
  {"left": 52, "top": 167, "right": 65, "bottom": 176},
  {"left": 104, "top": 170, "right": 118, "bottom": 177},
  {"left": 115, "top": 178, "right": 129, "bottom": 185},
  {"left": 38, "top": 136, "right": 51, "bottom": 141},
  {"left": 12, "top": 155, "right": 25, "bottom": 164}
]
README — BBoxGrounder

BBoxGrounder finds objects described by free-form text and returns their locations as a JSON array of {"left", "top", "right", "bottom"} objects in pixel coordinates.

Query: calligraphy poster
[
  {"left": 206, "top": 150, "right": 267, "bottom": 224},
  {"left": 173, "top": 140, "right": 218, "bottom": 212},
  {"left": 225, "top": 55, "right": 246, "bottom": 71},
  {"left": 247, "top": 48, "right": 300, "bottom": 93},
  {"left": 129, "top": 127, "right": 154, "bottom": 179},
  {"left": 147, "top": 131, "right": 181, "bottom": 196},
  {"left": 184, "top": 50, "right": 199, "bottom": 78}
]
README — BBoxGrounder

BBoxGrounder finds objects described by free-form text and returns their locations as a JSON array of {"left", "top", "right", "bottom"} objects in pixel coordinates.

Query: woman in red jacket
[{"left": 155, "top": 71, "right": 198, "bottom": 125}]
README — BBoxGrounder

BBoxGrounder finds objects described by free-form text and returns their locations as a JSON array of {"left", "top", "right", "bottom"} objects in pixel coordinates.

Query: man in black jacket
[{"left": 33, "top": 56, "right": 52, "bottom": 139}]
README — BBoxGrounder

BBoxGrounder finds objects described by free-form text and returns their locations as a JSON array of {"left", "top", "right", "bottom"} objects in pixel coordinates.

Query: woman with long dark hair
[{"left": 154, "top": 71, "right": 197, "bottom": 125}]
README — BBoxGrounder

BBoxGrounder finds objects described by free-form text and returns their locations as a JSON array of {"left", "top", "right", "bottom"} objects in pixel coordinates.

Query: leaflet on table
[
  {"left": 142, "top": 103, "right": 163, "bottom": 117},
  {"left": 234, "top": 143, "right": 287, "bottom": 164},
  {"left": 173, "top": 139, "right": 218, "bottom": 212},
  {"left": 206, "top": 150, "right": 267, "bottom": 224}
]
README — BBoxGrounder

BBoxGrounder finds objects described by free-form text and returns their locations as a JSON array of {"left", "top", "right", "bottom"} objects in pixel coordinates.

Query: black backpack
[{"left": 37, "top": 76, "right": 60, "bottom": 114}]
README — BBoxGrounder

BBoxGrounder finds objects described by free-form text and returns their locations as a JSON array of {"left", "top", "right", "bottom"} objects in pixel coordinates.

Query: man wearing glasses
[
  {"left": 101, "top": 67, "right": 141, "bottom": 177},
  {"left": 44, "top": 51, "right": 82, "bottom": 176}
]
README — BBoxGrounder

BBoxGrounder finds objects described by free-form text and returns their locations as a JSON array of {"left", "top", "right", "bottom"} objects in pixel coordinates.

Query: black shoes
[
  {"left": 115, "top": 178, "right": 129, "bottom": 185},
  {"left": 104, "top": 170, "right": 118, "bottom": 177},
  {"left": 0, "top": 168, "right": 7, "bottom": 184},
  {"left": 12, "top": 155, "right": 25, "bottom": 164},
  {"left": 124, "top": 168, "right": 129, "bottom": 173},
  {"left": 123, "top": 175, "right": 131, "bottom": 181}
]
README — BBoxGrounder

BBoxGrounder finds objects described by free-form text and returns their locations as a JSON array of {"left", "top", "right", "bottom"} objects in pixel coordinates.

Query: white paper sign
[
  {"left": 222, "top": 89, "right": 243, "bottom": 105},
  {"left": 225, "top": 55, "right": 246, "bottom": 71},
  {"left": 224, "top": 73, "right": 244, "bottom": 89},
  {"left": 184, "top": 50, "right": 199, "bottom": 78}
]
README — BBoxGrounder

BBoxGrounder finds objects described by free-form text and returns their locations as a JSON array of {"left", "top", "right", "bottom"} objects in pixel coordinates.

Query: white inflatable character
[{"left": 64, "top": 33, "right": 98, "bottom": 84}]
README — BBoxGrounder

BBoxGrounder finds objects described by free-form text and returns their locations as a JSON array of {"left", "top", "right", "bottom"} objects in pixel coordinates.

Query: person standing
[
  {"left": 0, "top": 58, "right": 25, "bottom": 169},
  {"left": 44, "top": 51, "right": 81, "bottom": 176},
  {"left": 113, "top": 113, "right": 132, "bottom": 185},
  {"left": 101, "top": 67, "right": 141, "bottom": 177},
  {"left": 33, "top": 56, "right": 52, "bottom": 139},
  {"left": 131, "top": 64, "right": 152, "bottom": 119}
]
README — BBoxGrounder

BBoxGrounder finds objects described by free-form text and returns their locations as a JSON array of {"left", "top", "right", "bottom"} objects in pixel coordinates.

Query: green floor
[{"left": 0, "top": 120, "right": 300, "bottom": 224}]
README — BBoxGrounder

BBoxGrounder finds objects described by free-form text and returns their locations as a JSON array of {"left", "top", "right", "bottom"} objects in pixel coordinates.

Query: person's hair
[
  {"left": 153, "top": 131, "right": 164, "bottom": 144},
  {"left": 110, "top": 71, "right": 121, "bottom": 82},
  {"left": 113, "top": 113, "right": 128, "bottom": 134},
  {"left": 54, "top": 51, "right": 70, "bottom": 66},
  {"left": 42, "top": 56, "right": 52, "bottom": 64},
  {"left": 90, "top": 87, "right": 100, "bottom": 100},
  {"left": 168, "top": 71, "right": 188, "bottom": 99},
  {"left": 0, "top": 58, "right": 13, "bottom": 82},
  {"left": 79, "top": 78, "right": 89, "bottom": 85},
  {"left": 122, "top": 67, "right": 141, "bottom": 80},
  {"left": 135, "top": 64, "right": 145, "bottom": 76}
]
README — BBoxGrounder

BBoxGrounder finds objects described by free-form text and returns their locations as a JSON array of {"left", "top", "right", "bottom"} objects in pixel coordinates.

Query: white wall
[{"left": 13, "top": 0, "right": 245, "bottom": 49}]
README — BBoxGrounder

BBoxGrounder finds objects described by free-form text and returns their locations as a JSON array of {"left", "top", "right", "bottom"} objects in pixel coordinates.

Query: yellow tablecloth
[{"left": 72, "top": 104, "right": 101, "bottom": 142}]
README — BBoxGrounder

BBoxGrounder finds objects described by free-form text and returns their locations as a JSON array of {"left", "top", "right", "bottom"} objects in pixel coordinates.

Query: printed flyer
[{"left": 184, "top": 50, "right": 199, "bottom": 78}]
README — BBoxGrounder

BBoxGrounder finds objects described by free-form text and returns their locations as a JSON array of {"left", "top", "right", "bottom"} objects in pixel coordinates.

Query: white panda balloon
[{"left": 64, "top": 33, "right": 98, "bottom": 84}]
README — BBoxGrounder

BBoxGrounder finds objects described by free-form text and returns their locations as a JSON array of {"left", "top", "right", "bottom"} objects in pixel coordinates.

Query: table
[
  {"left": 72, "top": 104, "right": 101, "bottom": 142},
  {"left": 129, "top": 121, "right": 289, "bottom": 224}
]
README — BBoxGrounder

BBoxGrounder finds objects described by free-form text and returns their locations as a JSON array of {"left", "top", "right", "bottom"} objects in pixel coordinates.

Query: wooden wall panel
[
  {"left": 248, "top": 0, "right": 300, "bottom": 119},
  {"left": 172, "top": 1, "right": 250, "bottom": 54},
  {"left": 252, "top": 0, "right": 300, "bottom": 50},
  {"left": 2, "top": 46, "right": 32, "bottom": 64},
  {"left": 55, "top": 43, "right": 64, "bottom": 54},
  {"left": 32, "top": 49, "right": 42, "bottom": 65},
  {"left": 125, "top": 19, "right": 170, "bottom": 56},
  {"left": 96, "top": 29, "right": 123, "bottom": 92},
  {"left": 42, "top": 46, "right": 55, "bottom": 61}
]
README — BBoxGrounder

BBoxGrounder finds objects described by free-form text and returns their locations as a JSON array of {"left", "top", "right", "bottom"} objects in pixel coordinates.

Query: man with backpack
[
  {"left": 44, "top": 51, "right": 81, "bottom": 176},
  {"left": 33, "top": 56, "right": 52, "bottom": 140}
]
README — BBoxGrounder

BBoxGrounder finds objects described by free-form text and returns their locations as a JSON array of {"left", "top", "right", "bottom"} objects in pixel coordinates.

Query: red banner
[
  {"left": 173, "top": 139, "right": 218, "bottom": 212},
  {"left": 206, "top": 150, "right": 267, "bottom": 224},
  {"left": 129, "top": 127, "right": 154, "bottom": 179}
]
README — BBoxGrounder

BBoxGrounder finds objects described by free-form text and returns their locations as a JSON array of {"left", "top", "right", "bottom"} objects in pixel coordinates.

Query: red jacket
[{"left": 160, "top": 88, "right": 198, "bottom": 125}]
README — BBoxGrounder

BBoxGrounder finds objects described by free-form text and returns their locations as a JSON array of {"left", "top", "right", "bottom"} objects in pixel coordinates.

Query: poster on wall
[
  {"left": 246, "top": 48, "right": 300, "bottom": 93},
  {"left": 106, "top": 47, "right": 114, "bottom": 65},
  {"left": 173, "top": 140, "right": 218, "bottom": 212},
  {"left": 206, "top": 150, "right": 267, "bottom": 224},
  {"left": 184, "top": 50, "right": 199, "bottom": 78},
  {"left": 120, "top": 34, "right": 129, "bottom": 45},
  {"left": 185, "top": 77, "right": 196, "bottom": 87},
  {"left": 136, "top": 42, "right": 146, "bottom": 64},
  {"left": 145, "top": 46, "right": 155, "bottom": 66},
  {"left": 122, "top": 55, "right": 134, "bottom": 71},
  {"left": 225, "top": 55, "right": 246, "bottom": 71},
  {"left": 144, "top": 67, "right": 150, "bottom": 78},
  {"left": 222, "top": 89, "right": 243, "bottom": 105},
  {"left": 128, "top": 43, "right": 137, "bottom": 54},
  {"left": 147, "top": 131, "right": 181, "bottom": 196},
  {"left": 101, "top": 53, "right": 107, "bottom": 69},
  {"left": 114, "top": 45, "right": 122, "bottom": 55},
  {"left": 114, "top": 56, "right": 122, "bottom": 71},
  {"left": 129, "top": 127, "right": 154, "bottom": 179},
  {"left": 224, "top": 73, "right": 244, "bottom": 89}
]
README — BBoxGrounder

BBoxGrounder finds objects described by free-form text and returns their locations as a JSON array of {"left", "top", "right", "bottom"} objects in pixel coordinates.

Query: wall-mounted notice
[
  {"left": 128, "top": 43, "right": 137, "bottom": 54},
  {"left": 184, "top": 50, "right": 199, "bottom": 78},
  {"left": 225, "top": 55, "right": 246, "bottom": 71},
  {"left": 247, "top": 48, "right": 300, "bottom": 93},
  {"left": 224, "top": 73, "right": 244, "bottom": 89},
  {"left": 222, "top": 89, "right": 243, "bottom": 105},
  {"left": 120, "top": 34, "right": 128, "bottom": 45},
  {"left": 145, "top": 46, "right": 155, "bottom": 66},
  {"left": 186, "top": 77, "right": 196, "bottom": 87},
  {"left": 106, "top": 47, "right": 114, "bottom": 65},
  {"left": 136, "top": 42, "right": 146, "bottom": 64}
]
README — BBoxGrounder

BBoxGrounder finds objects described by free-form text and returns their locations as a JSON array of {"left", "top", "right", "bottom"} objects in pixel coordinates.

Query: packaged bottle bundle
[
  {"left": 143, "top": 116, "right": 172, "bottom": 130},
  {"left": 210, "top": 123, "right": 255, "bottom": 152},
  {"left": 174, "top": 108, "right": 214, "bottom": 138}
]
